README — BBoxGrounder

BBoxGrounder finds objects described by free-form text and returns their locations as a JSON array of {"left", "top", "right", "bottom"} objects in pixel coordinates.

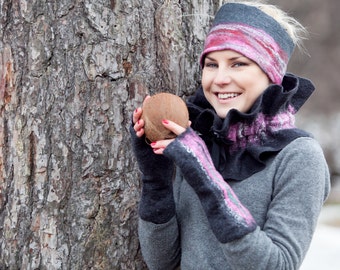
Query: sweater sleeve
[
  {"left": 138, "top": 217, "right": 181, "bottom": 270},
  {"left": 221, "top": 137, "right": 330, "bottom": 269},
  {"left": 130, "top": 124, "right": 176, "bottom": 224},
  {"left": 164, "top": 128, "right": 257, "bottom": 243}
]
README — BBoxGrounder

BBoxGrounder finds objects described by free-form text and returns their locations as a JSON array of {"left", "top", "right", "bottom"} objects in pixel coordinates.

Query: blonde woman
[{"left": 131, "top": 1, "right": 330, "bottom": 269}]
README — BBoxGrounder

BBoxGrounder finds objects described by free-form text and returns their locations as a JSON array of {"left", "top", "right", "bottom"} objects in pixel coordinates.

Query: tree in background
[
  {"left": 1, "top": 0, "right": 339, "bottom": 269},
  {"left": 0, "top": 0, "right": 216, "bottom": 269}
]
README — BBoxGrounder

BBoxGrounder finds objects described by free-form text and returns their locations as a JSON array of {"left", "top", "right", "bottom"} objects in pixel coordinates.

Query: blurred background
[
  {"left": 271, "top": 0, "right": 340, "bottom": 268},
  {"left": 271, "top": 0, "right": 340, "bottom": 200}
]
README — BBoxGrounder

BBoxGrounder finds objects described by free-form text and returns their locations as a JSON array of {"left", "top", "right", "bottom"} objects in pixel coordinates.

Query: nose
[{"left": 214, "top": 67, "right": 232, "bottom": 85}]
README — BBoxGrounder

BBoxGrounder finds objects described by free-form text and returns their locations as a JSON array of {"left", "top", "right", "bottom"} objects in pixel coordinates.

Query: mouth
[{"left": 217, "top": 92, "right": 240, "bottom": 100}]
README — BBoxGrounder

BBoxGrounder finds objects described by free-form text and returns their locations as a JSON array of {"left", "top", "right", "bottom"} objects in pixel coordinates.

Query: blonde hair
[{"left": 223, "top": 0, "right": 308, "bottom": 51}]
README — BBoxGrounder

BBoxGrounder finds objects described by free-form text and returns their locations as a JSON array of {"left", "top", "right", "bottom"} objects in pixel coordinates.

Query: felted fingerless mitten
[
  {"left": 130, "top": 125, "right": 175, "bottom": 224},
  {"left": 164, "top": 128, "right": 257, "bottom": 243}
]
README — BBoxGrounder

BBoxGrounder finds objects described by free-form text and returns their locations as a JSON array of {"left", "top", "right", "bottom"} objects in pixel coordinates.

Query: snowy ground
[{"left": 300, "top": 204, "right": 340, "bottom": 270}]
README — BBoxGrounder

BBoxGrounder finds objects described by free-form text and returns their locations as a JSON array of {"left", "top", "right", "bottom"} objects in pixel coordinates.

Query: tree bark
[{"left": 0, "top": 0, "right": 216, "bottom": 269}]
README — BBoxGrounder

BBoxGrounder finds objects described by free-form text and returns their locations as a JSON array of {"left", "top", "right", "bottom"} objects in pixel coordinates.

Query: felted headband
[{"left": 200, "top": 3, "right": 295, "bottom": 85}]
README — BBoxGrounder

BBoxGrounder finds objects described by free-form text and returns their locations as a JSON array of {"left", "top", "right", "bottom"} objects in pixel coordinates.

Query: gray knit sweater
[{"left": 138, "top": 135, "right": 330, "bottom": 269}]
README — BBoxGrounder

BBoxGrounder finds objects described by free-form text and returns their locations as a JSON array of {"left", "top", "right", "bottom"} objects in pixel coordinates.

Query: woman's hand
[
  {"left": 151, "top": 119, "right": 189, "bottom": 155},
  {"left": 130, "top": 99, "right": 177, "bottom": 225},
  {"left": 133, "top": 96, "right": 150, "bottom": 138},
  {"left": 133, "top": 96, "right": 190, "bottom": 154}
]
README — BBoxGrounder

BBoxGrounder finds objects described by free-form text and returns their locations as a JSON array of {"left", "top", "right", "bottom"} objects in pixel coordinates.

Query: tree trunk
[{"left": 0, "top": 0, "right": 216, "bottom": 269}]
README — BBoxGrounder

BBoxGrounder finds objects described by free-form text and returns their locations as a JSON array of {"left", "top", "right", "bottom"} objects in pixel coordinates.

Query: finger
[
  {"left": 151, "top": 139, "right": 175, "bottom": 150},
  {"left": 162, "top": 119, "right": 187, "bottom": 135},
  {"left": 150, "top": 138, "right": 175, "bottom": 155},
  {"left": 132, "top": 107, "right": 143, "bottom": 124},
  {"left": 133, "top": 95, "right": 150, "bottom": 124},
  {"left": 152, "top": 147, "right": 165, "bottom": 155},
  {"left": 136, "top": 128, "right": 145, "bottom": 138},
  {"left": 134, "top": 118, "right": 144, "bottom": 131},
  {"left": 134, "top": 118, "right": 145, "bottom": 137}
]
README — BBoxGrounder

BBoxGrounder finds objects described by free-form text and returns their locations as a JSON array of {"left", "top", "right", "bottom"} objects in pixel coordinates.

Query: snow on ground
[{"left": 300, "top": 204, "right": 340, "bottom": 270}]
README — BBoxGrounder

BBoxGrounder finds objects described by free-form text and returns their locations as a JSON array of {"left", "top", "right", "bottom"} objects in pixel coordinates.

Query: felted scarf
[{"left": 186, "top": 73, "right": 315, "bottom": 181}]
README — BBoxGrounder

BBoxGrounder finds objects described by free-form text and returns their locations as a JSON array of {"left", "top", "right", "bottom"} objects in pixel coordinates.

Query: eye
[
  {"left": 204, "top": 60, "right": 218, "bottom": 69},
  {"left": 231, "top": 61, "right": 248, "bottom": 68}
]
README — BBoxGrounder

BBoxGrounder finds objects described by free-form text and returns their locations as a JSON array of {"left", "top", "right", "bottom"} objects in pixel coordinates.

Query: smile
[{"left": 217, "top": 93, "right": 240, "bottom": 99}]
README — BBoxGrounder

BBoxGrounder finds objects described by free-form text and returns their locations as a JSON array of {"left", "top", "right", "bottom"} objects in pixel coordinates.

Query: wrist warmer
[
  {"left": 130, "top": 125, "right": 175, "bottom": 224},
  {"left": 164, "top": 128, "right": 257, "bottom": 242}
]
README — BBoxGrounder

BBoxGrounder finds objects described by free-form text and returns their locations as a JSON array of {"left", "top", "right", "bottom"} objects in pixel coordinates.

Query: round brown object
[{"left": 141, "top": 93, "right": 189, "bottom": 142}]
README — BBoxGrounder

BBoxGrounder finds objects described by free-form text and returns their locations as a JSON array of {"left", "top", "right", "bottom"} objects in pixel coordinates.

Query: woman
[{"left": 131, "top": 1, "right": 330, "bottom": 269}]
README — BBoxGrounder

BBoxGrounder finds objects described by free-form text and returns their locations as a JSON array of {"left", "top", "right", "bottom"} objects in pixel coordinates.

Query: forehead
[{"left": 206, "top": 49, "right": 247, "bottom": 59}]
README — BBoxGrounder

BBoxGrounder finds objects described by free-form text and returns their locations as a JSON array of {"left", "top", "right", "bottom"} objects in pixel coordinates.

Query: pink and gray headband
[{"left": 200, "top": 3, "right": 295, "bottom": 85}]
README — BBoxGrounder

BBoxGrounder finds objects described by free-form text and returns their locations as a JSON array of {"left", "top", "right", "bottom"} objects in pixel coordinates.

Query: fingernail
[
  {"left": 162, "top": 119, "right": 169, "bottom": 124},
  {"left": 151, "top": 142, "right": 156, "bottom": 146}
]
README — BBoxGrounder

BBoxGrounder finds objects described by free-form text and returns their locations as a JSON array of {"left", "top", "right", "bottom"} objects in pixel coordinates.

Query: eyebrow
[{"left": 205, "top": 55, "right": 245, "bottom": 62}]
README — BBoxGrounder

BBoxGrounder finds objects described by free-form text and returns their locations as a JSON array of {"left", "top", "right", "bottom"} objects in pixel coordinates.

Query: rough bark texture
[
  {"left": 0, "top": 0, "right": 339, "bottom": 269},
  {"left": 0, "top": 0, "right": 216, "bottom": 269}
]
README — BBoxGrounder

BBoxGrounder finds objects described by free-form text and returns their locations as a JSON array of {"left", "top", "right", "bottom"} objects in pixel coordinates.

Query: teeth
[{"left": 218, "top": 93, "right": 239, "bottom": 99}]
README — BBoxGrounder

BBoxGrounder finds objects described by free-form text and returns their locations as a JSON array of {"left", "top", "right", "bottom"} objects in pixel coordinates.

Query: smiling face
[{"left": 201, "top": 50, "right": 271, "bottom": 118}]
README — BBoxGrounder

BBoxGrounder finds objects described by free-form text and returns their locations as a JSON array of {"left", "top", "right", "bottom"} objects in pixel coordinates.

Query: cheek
[
  {"left": 256, "top": 78, "right": 270, "bottom": 96},
  {"left": 201, "top": 71, "right": 212, "bottom": 90},
  {"left": 249, "top": 71, "right": 270, "bottom": 95},
  {"left": 247, "top": 80, "right": 270, "bottom": 105}
]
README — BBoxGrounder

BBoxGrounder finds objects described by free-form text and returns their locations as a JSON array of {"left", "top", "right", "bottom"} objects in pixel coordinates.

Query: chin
[{"left": 216, "top": 110, "right": 229, "bottom": 119}]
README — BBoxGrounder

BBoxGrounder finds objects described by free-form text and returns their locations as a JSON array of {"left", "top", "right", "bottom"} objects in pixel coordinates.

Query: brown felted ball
[{"left": 141, "top": 93, "right": 189, "bottom": 142}]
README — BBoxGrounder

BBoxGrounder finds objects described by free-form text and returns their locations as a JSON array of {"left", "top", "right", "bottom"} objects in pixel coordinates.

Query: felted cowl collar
[{"left": 187, "top": 73, "right": 315, "bottom": 181}]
